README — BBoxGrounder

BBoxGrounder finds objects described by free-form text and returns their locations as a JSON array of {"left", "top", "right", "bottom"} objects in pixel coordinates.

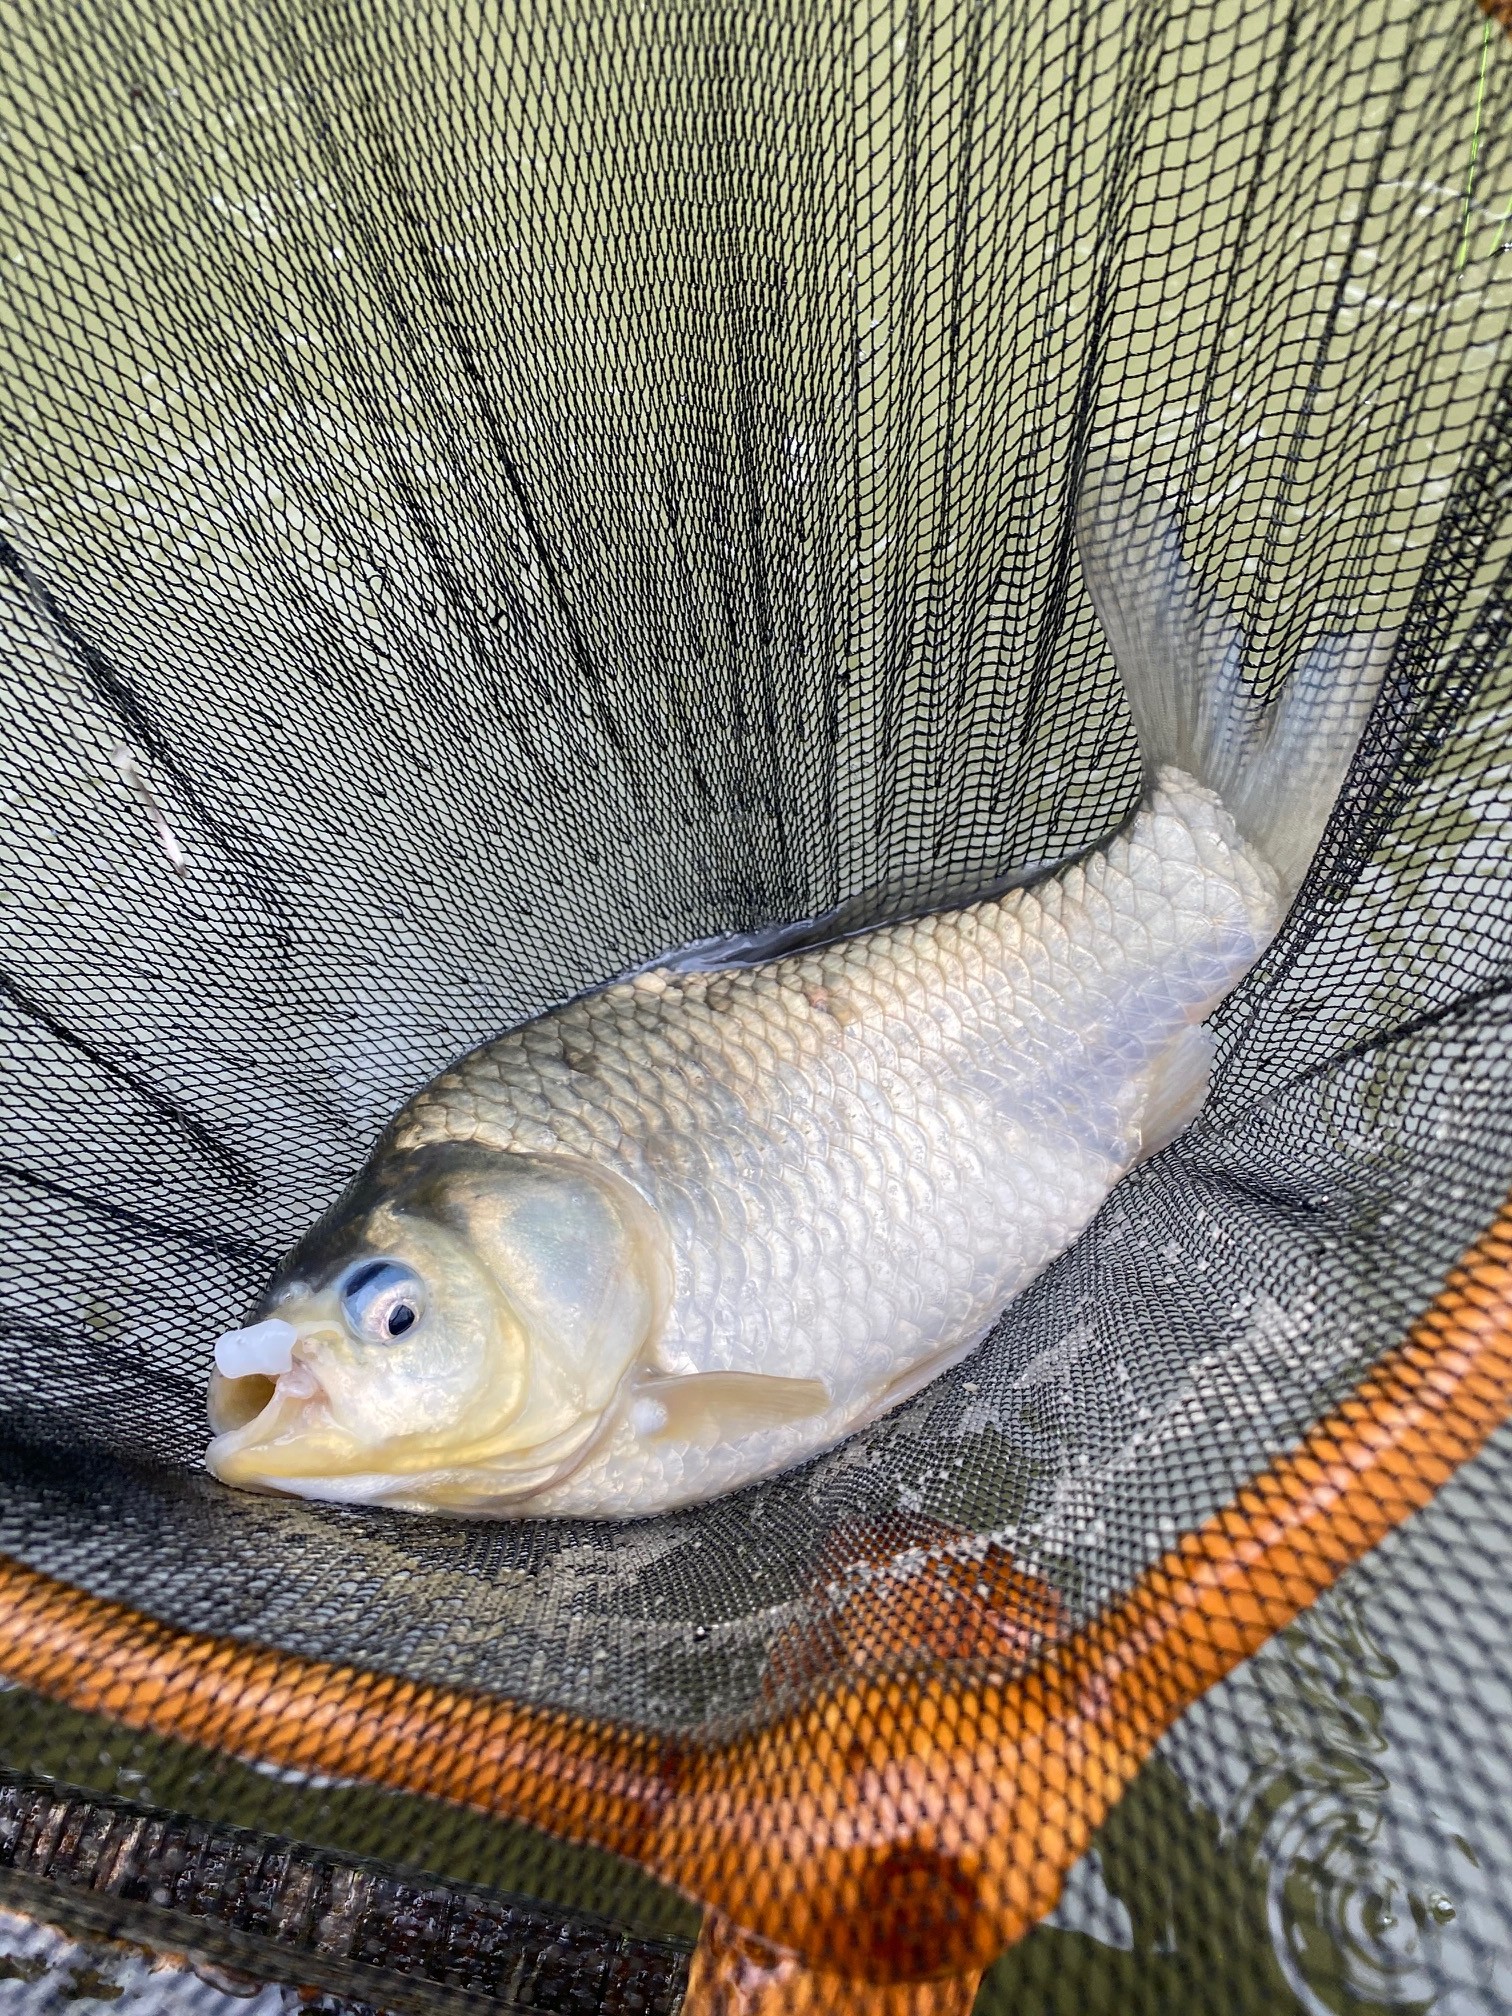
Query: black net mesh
[{"left": 4, "top": 0, "right": 1512, "bottom": 2006}]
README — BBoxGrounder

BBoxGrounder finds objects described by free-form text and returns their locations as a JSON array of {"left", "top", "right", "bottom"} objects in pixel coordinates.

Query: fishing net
[{"left": 4, "top": 0, "right": 1512, "bottom": 2006}]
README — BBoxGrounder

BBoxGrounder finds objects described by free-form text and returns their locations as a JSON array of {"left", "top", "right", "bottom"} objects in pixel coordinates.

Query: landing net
[{"left": 3, "top": 0, "right": 1512, "bottom": 2007}]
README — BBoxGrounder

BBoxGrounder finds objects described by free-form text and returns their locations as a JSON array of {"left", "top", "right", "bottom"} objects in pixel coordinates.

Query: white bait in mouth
[
  {"left": 213, "top": 1320, "right": 297, "bottom": 1380},
  {"left": 206, "top": 467, "right": 1392, "bottom": 1518}
]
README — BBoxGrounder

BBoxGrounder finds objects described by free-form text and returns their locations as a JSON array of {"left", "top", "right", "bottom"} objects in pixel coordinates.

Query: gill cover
[{"left": 207, "top": 1143, "right": 671, "bottom": 1509}]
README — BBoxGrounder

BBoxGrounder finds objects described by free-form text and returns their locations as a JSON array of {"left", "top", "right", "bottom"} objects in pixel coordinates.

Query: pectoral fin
[{"left": 631, "top": 1372, "right": 831, "bottom": 1448}]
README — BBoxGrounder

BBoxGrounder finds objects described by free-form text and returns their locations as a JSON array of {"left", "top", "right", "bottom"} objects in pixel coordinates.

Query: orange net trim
[{"left": 1, "top": 1202, "right": 1509, "bottom": 1983}]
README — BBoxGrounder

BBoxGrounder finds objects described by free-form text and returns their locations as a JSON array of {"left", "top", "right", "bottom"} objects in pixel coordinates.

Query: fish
[{"left": 206, "top": 468, "right": 1391, "bottom": 1516}]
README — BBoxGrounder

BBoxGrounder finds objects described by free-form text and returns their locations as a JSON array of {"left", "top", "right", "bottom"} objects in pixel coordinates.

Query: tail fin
[{"left": 1076, "top": 463, "right": 1393, "bottom": 894}]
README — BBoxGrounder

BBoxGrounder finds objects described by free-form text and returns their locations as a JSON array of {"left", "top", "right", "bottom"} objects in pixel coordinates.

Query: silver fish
[{"left": 206, "top": 473, "right": 1389, "bottom": 1515}]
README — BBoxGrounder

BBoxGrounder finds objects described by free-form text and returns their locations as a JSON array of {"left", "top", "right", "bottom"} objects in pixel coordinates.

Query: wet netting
[{"left": 4, "top": 0, "right": 1512, "bottom": 2008}]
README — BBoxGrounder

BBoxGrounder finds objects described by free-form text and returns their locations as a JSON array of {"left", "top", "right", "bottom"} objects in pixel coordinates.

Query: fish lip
[{"left": 205, "top": 1351, "right": 339, "bottom": 1484}]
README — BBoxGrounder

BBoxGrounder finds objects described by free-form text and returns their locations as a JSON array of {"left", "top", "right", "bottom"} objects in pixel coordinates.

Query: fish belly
[{"left": 397, "top": 768, "right": 1283, "bottom": 1515}]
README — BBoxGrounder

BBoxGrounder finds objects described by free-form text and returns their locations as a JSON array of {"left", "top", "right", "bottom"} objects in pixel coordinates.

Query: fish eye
[{"left": 339, "top": 1259, "right": 426, "bottom": 1343}]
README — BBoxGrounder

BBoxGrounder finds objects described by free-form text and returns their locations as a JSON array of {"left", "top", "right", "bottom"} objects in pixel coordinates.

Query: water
[{"left": 975, "top": 1424, "right": 1512, "bottom": 2014}]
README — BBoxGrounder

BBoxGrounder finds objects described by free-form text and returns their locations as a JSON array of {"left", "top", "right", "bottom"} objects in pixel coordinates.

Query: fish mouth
[
  {"left": 205, "top": 1359, "right": 348, "bottom": 1488},
  {"left": 207, "top": 1369, "right": 279, "bottom": 1434},
  {"left": 206, "top": 1361, "right": 622, "bottom": 1513}
]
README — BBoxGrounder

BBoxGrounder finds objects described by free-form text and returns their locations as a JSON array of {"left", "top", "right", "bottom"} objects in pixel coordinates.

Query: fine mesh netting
[{"left": 4, "top": 0, "right": 1512, "bottom": 2006}]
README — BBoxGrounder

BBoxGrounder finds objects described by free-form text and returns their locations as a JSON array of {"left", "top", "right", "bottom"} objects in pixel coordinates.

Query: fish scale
[{"left": 376, "top": 768, "right": 1281, "bottom": 1513}]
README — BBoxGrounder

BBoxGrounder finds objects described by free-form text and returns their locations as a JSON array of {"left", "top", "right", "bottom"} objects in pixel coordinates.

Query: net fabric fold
[{"left": 4, "top": 0, "right": 1512, "bottom": 2004}]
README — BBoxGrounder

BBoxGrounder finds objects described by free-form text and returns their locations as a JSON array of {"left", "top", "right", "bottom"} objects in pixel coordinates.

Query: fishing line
[{"left": 1459, "top": 15, "right": 1492, "bottom": 272}]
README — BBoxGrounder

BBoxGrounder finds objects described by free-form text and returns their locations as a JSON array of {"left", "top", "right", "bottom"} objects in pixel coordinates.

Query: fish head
[{"left": 206, "top": 1144, "right": 670, "bottom": 1510}]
